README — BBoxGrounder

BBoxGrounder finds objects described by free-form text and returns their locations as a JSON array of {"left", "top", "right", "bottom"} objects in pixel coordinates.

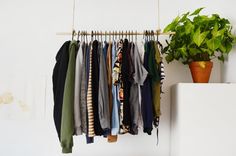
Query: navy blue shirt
[{"left": 141, "top": 41, "right": 153, "bottom": 135}]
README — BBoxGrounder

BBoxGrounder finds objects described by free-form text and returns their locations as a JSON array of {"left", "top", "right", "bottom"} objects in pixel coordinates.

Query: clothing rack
[
  {"left": 56, "top": 29, "right": 176, "bottom": 38},
  {"left": 56, "top": 30, "right": 175, "bottom": 36}
]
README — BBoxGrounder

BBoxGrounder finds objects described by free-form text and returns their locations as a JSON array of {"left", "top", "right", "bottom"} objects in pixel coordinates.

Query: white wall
[{"left": 0, "top": 0, "right": 235, "bottom": 156}]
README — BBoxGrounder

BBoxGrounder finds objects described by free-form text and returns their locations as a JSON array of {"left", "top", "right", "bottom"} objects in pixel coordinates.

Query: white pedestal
[
  {"left": 222, "top": 50, "right": 236, "bottom": 83},
  {"left": 170, "top": 83, "right": 236, "bottom": 156}
]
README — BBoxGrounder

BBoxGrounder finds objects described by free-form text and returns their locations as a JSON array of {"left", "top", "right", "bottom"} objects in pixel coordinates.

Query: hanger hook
[
  {"left": 145, "top": 30, "right": 147, "bottom": 40},
  {"left": 85, "top": 31, "right": 88, "bottom": 43},
  {"left": 127, "top": 30, "right": 129, "bottom": 39},
  {"left": 131, "top": 30, "right": 133, "bottom": 42},
  {"left": 72, "top": 29, "right": 75, "bottom": 40},
  {"left": 100, "top": 30, "right": 102, "bottom": 42},
  {"left": 118, "top": 31, "right": 120, "bottom": 40},
  {"left": 151, "top": 30, "right": 153, "bottom": 40},
  {"left": 127, "top": 31, "right": 129, "bottom": 40},
  {"left": 129, "top": 30, "right": 130, "bottom": 41},
  {"left": 83, "top": 31, "right": 85, "bottom": 41},
  {"left": 156, "top": 30, "right": 159, "bottom": 42},
  {"left": 109, "top": 31, "right": 111, "bottom": 42},
  {"left": 153, "top": 30, "right": 155, "bottom": 40},
  {"left": 113, "top": 31, "right": 114, "bottom": 40},
  {"left": 97, "top": 31, "right": 99, "bottom": 41},
  {"left": 105, "top": 31, "right": 107, "bottom": 42},
  {"left": 94, "top": 30, "right": 95, "bottom": 41},
  {"left": 116, "top": 31, "right": 117, "bottom": 40},
  {"left": 149, "top": 30, "right": 151, "bottom": 41},
  {"left": 95, "top": 31, "right": 96, "bottom": 40},
  {"left": 77, "top": 30, "right": 80, "bottom": 41},
  {"left": 143, "top": 30, "right": 144, "bottom": 40}
]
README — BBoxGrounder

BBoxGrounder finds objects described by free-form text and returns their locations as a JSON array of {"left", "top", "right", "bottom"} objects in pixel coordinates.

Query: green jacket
[
  {"left": 60, "top": 40, "right": 78, "bottom": 153},
  {"left": 148, "top": 41, "right": 161, "bottom": 118},
  {"left": 153, "top": 42, "right": 161, "bottom": 117}
]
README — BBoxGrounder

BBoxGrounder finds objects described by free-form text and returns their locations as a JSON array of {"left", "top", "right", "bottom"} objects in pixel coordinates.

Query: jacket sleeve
[
  {"left": 60, "top": 41, "right": 77, "bottom": 153},
  {"left": 52, "top": 41, "right": 70, "bottom": 140}
]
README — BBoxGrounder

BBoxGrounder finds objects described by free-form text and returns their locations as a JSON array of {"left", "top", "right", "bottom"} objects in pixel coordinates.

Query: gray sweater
[
  {"left": 74, "top": 41, "right": 83, "bottom": 135},
  {"left": 98, "top": 42, "right": 111, "bottom": 130},
  {"left": 129, "top": 42, "right": 148, "bottom": 134}
]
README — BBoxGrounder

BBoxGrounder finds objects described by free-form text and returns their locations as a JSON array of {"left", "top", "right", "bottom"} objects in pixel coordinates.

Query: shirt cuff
[{"left": 62, "top": 146, "right": 72, "bottom": 153}]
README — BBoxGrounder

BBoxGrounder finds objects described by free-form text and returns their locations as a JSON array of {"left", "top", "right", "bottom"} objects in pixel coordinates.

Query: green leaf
[
  {"left": 217, "top": 28, "right": 226, "bottom": 36},
  {"left": 201, "top": 48, "right": 214, "bottom": 55},
  {"left": 225, "top": 42, "right": 233, "bottom": 53},
  {"left": 212, "top": 28, "right": 226, "bottom": 38},
  {"left": 228, "top": 31, "right": 236, "bottom": 40},
  {"left": 211, "top": 23, "right": 219, "bottom": 37},
  {"left": 193, "top": 28, "right": 209, "bottom": 47},
  {"left": 218, "top": 55, "right": 225, "bottom": 62},
  {"left": 190, "top": 7, "right": 204, "bottom": 16},
  {"left": 212, "top": 14, "right": 220, "bottom": 19},
  {"left": 219, "top": 43, "right": 226, "bottom": 53},
  {"left": 174, "top": 50, "right": 181, "bottom": 59},
  {"left": 206, "top": 37, "right": 221, "bottom": 51},
  {"left": 184, "top": 20, "right": 194, "bottom": 34},
  {"left": 163, "top": 15, "right": 180, "bottom": 32},
  {"left": 189, "top": 48, "right": 201, "bottom": 56},
  {"left": 165, "top": 54, "right": 174, "bottom": 63},
  {"left": 179, "top": 12, "right": 190, "bottom": 22},
  {"left": 163, "top": 23, "right": 174, "bottom": 33},
  {"left": 177, "top": 46, "right": 187, "bottom": 57},
  {"left": 219, "top": 18, "right": 230, "bottom": 26}
]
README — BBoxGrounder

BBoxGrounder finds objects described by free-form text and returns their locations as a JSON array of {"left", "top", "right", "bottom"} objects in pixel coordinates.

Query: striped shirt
[{"left": 86, "top": 45, "right": 95, "bottom": 137}]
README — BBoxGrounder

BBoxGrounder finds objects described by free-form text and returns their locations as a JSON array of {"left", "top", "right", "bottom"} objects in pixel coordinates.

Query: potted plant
[{"left": 163, "top": 7, "right": 236, "bottom": 83}]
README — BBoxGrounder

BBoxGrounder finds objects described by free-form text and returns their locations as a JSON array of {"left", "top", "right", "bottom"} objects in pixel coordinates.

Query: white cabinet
[
  {"left": 170, "top": 83, "right": 236, "bottom": 156},
  {"left": 222, "top": 50, "right": 236, "bottom": 83}
]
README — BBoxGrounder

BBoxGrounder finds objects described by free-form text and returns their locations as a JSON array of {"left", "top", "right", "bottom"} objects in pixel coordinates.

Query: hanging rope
[
  {"left": 56, "top": 0, "right": 176, "bottom": 37},
  {"left": 157, "top": 0, "right": 160, "bottom": 30},
  {"left": 71, "top": 0, "right": 76, "bottom": 40},
  {"left": 72, "top": 0, "right": 76, "bottom": 32}
]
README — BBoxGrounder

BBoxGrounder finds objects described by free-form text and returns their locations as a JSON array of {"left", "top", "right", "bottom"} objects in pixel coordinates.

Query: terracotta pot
[{"left": 189, "top": 61, "right": 213, "bottom": 83}]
